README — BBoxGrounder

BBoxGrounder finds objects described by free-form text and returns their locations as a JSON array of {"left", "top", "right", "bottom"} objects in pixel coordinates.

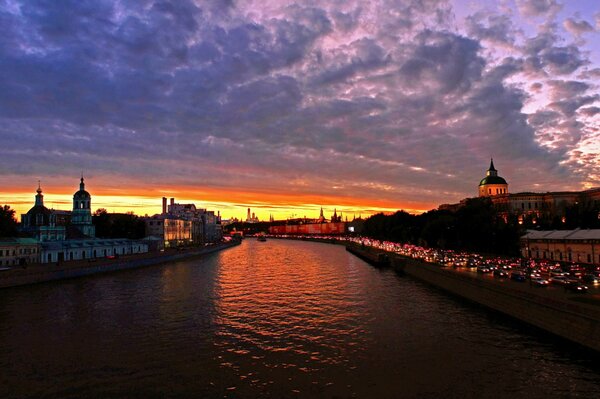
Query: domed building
[
  {"left": 478, "top": 159, "right": 508, "bottom": 197},
  {"left": 20, "top": 183, "right": 66, "bottom": 241},
  {"left": 71, "top": 177, "right": 95, "bottom": 238}
]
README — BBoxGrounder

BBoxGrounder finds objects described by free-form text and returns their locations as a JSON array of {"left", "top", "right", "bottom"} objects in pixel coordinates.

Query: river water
[{"left": 1, "top": 239, "right": 599, "bottom": 398}]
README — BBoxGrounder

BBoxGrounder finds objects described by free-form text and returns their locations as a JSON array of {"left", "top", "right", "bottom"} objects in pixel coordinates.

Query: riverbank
[
  {"left": 271, "top": 236, "right": 600, "bottom": 352},
  {"left": 0, "top": 240, "right": 240, "bottom": 289}
]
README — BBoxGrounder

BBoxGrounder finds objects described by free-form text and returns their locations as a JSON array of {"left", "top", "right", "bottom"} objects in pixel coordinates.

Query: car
[
  {"left": 549, "top": 276, "right": 569, "bottom": 285},
  {"left": 494, "top": 269, "right": 509, "bottom": 278},
  {"left": 564, "top": 281, "right": 588, "bottom": 293},
  {"left": 530, "top": 277, "right": 549, "bottom": 287},
  {"left": 582, "top": 274, "right": 599, "bottom": 284},
  {"left": 510, "top": 271, "right": 526, "bottom": 282},
  {"left": 477, "top": 266, "right": 492, "bottom": 273}
]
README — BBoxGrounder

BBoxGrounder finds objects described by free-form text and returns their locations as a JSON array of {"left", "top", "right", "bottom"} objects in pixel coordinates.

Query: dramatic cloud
[{"left": 0, "top": 0, "right": 599, "bottom": 218}]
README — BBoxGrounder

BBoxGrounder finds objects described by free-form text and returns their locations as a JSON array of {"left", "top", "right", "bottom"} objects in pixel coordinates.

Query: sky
[{"left": 1, "top": 0, "right": 599, "bottom": 221}]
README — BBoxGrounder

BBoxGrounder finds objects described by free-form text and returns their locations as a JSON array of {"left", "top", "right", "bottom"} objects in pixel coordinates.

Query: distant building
[
  {"left": 0, "top": 238, "right": 40, "bottom": 267},
  {"left": 521, "top": 229, "right": 600, "bottom": 265},
  {"left": 478, "top": 159, "right": 508, "bottom": 197},
  {"left": 20, "top": 183, "right": 66, "bottom": 241},
  {"left": 245, "top": 208, "right": 259, "bottom": 223},
  {"left": 440, "top": 159, "right": 600, "bottom": 224},
  {"left": 144, "top": 197, "right": 223, "bottom": 247},
  {"left": 18, "top": 176, "right": 149, "bottom": 265}
]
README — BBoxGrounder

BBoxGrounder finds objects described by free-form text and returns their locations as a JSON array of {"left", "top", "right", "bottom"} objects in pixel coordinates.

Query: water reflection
[{"left": 0, "top": 239, "right": 598, "bottom": 398}]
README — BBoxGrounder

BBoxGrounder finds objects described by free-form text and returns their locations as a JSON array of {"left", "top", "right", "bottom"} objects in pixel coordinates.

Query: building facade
[
  {"left": 40, "top": 239, "right": 148, "bottom": 264},
  {"left": 440, "top": 160, "right": 600, "bottom": 224},
  {"left": 0, "top": 238, "right": 40, "bottom": 267},
  {"left": 521, "top": 229, "right": 600, "bottom": 265},
  {"left": 145, "top": 197, "right": 222, "bottom": 247}
]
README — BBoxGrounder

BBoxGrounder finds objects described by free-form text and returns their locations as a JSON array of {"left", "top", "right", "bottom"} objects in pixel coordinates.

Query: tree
[{"left": 0, "top": 205, "right": 18, "bottom": 237}]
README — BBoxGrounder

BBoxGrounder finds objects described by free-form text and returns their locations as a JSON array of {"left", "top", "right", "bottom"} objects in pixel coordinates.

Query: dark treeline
[
  {"left": 93, "top": 209, "right": 146, "bottom": 239},
  {"left": 363, "top": 198, "right": 521, "bottom": 256},
  {"left": 0, "top": 205, "right": 18, "bottom": 238}
]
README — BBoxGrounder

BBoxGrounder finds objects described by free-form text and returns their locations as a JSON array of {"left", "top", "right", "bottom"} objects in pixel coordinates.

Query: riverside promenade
[{"left": 0, "top": 240, "right": 240, "bottom": 289}]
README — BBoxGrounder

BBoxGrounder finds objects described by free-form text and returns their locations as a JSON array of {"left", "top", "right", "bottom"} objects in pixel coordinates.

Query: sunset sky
[{"left": 1, "top": 0, "right": 599, "bottom": 221}]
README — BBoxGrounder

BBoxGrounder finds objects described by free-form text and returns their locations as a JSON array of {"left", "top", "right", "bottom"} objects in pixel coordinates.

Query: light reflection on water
[{"left": 0, "top": 239, "right": 599, "bottom": 398}]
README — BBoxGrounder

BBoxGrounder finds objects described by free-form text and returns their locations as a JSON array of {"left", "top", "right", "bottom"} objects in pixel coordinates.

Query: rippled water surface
[{"left": 1, "top": 240, "right": 599, "bottom": 398}]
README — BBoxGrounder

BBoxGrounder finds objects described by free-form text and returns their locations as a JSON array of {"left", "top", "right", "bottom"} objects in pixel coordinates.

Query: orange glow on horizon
[{"left": 0, "top": 183, "right": 433, "bottom": 223}]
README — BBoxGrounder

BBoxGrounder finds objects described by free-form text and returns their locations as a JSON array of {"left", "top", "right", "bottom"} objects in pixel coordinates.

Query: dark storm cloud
[{"left": 0, "top": 0, "right": 597, "bottom": 207}]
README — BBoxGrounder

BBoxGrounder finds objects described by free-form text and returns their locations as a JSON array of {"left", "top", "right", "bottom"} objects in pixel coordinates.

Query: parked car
[
  {"left": 564, "top": 281, "right": 588, "bottom": 293},
  {"left": 510, "top": 271, "right": 526, "bottom": 282}
]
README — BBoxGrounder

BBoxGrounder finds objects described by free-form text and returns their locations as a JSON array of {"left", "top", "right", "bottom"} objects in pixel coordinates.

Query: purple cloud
[{"left": 0, "top": 0, "right": 598, "bottom": 211}]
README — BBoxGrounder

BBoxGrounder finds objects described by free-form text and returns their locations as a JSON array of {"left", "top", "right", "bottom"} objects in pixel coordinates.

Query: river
[{"left": 1, "top": 239, "right": 599, "bottom": 398}]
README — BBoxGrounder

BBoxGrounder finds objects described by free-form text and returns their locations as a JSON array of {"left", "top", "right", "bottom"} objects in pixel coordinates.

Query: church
[
  {"left": 20, "top": 177, "right": 148, "bottom": 263},
  {"left": 477, "top": 160, "right": 600, "bottom": 223},
  {"left": 440, "top": 159, "right": 600, "bottom": 224}
]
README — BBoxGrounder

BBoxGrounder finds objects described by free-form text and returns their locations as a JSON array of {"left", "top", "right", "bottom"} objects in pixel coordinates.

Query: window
[
  {"left": 489, "top": 189, "right": 491, "bottom": 194},
  {"left": 522, "top": 203, "right": 525, "bottom": 210},
  {"left": 587, "top": 254, "right": 591, "bottom": 263}
]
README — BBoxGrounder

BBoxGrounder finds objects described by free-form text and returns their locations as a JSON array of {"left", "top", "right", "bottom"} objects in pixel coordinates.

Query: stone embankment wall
[
  {"left": 0, "top": 241, "right": 240, "bottom": 289},
  {"left": 401, "top": 257, "right": 600, "bottom": 352}
]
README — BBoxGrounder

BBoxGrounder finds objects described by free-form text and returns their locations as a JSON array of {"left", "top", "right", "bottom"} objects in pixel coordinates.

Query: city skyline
[{"left": 1, "top": 1, "right": 599, "bottom": 221}]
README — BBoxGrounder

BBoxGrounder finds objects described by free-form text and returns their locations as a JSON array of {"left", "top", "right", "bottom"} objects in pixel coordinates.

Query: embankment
[
  {"left": 304, "top": 237, "right": 600, "bottom": 352},
  {"left": 401, "top": 256, "right": 600, "bottom": 352},
  {"left": 0, "top": 240, "right": 240, "bottom": 289}
]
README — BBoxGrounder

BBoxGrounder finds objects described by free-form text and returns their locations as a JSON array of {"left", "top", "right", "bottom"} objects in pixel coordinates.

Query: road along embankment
[
  {"left": 0, "top": 240, "right": 240, "bottom": 289},
  {"left": 401, "top": 257, "right": 600, "bottom": 352},
  {"left": 337, "top": 240, "right": 600, "bottom": 352}
]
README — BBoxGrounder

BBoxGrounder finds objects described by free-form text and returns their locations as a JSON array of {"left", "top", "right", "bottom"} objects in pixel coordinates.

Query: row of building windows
[
  {"left": 46, "top": 246, "right": 144, "bottom": 263},
  {"left": 490, "top": 188, "right": 507, "bottom": 195},
  {"left": 0, "top": 248, "right": 37, "bottom": 257},
  {"left": 530, "top": 250, "right": 600, "bottom": 264}
]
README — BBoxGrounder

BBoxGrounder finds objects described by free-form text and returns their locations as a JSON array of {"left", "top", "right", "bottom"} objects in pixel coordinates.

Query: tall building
[
  {"left": 70, "top": 177, "right": 95, "bottom": 237},
  {"left": 245, "top": 207, "right": 259, "bottom": 223},
  {"left": 478, "top": 159, "right": 508, "bottom": 197}
]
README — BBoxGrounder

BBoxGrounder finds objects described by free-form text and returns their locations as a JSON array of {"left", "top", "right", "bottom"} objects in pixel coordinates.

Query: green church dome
[{"left": 479, "top": 175, "right": 507, "bottom": 186}]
